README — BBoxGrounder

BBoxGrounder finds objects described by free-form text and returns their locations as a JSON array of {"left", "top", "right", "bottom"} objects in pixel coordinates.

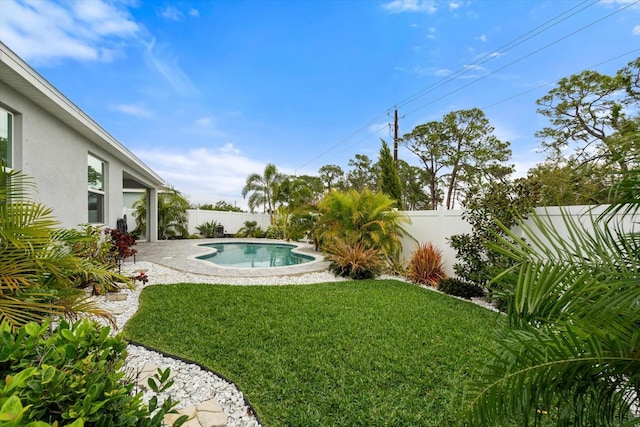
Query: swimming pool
[{"left": 197, "top": 242, "right": 315, "bottom": 268}]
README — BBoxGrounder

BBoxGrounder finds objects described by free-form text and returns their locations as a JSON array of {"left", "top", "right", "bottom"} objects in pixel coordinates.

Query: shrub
[
  {"left": 196, "top": 220, "right": 222, "bottom": 238},
  {"left": 265, "top": 225, "right": 285, "bottom": 240},
  {"left": 325, "top": 240, "right": 385, "bottom": 280},
  {"left": 0, "top": 319, "right": 186, "bottom": 426},
  {"left": 65, "top": 225, "right": 134, "bottom": 295},
  {"left": 0, "top": 167, "right": 119, "bottom": 330},
  {"left": 406, "top": 242, "right": 446, "bottom": 287},
  {"left": 236, "top": 221, "right": 264, "bottom": 238},
  {"left": 438, "top": 277, "right": 485, "bottom": 299},
  {"left": 105, "top": 228, "right": 137, "bottom": 262}
]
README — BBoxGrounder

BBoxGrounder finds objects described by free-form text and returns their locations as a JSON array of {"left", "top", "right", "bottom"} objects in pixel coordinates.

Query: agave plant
[
  {"left": 465, "top": 164, "right": 640, "bottom": 425},
  {"left": 0, "top": 167, "right": 115, "bottom": 330}
]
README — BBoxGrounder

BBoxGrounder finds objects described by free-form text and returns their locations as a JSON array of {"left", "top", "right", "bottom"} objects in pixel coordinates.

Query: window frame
[
  {"left": 0, "top": 107, "right": 13, "bottom": 168},
  {"left": 88, "top": 153, "right": 105, "bottom": 224}
]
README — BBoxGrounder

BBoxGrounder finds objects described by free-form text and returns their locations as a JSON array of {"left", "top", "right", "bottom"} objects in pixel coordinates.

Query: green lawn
[{"left": 124, "top": 280, "right": 505, "bottom": 426}]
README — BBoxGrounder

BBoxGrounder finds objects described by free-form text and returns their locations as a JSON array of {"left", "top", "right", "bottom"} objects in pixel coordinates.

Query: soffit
[{"left": 0, "top": 43, "right": 165, "bottom": 189}]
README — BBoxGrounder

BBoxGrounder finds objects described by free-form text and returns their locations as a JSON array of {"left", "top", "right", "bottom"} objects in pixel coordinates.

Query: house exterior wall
[{"left": 0, "top": 42, "right": 164, "bottom": 238}]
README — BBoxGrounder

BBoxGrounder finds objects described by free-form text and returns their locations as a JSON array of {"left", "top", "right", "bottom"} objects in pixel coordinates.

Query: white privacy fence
[{"left": 125, "top": 205, "right": 638, "bottom": 276}]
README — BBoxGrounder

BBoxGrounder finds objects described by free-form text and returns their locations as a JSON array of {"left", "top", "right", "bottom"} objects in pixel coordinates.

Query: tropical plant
[
  {"left": 242, "top": 163, "right": 283, "bottom": 214},
  {"left": 63, "top": 225, "right": 134, "bottom": 294},
  {"left": 0, "top": 319, "right": 186, "bottom": 426},
  {"left": 324, "top": 240, "right": 386, "bottom": 280},
  {"left": 133, "top": 187, "right": 190, "bottom": 240},
  {"left": 0, "top": 167, "right": 115, "bottom": 330},
  {"left": 265, "top": 225, "right": 285, "bottom": 240},
  {"left": 465, "top": 169, "right": 640, "bottom": 425},
  {"left": 195, "top": 220, "right": 222, "bottom": 238},
  {"left": 316, "top": 188, "right": 412, "bottom": 273},
  {"left": 287, "top": 202, "right": 321, "bottom": 247},
  {"left": 406, "top": 242, "right": 446, "bottom": 287},
  {"left": 235, "top": 220, "right": 263, "bottom": 238}
]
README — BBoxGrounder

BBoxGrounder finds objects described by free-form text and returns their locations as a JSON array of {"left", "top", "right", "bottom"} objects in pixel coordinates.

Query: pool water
[{"left": 197, "top": 242, "right": 314, "bottom": 268}]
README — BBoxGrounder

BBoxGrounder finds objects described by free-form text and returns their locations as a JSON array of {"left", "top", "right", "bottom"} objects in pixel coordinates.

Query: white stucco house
[{"left": 0, "top": 42, "right": 161, "bottom": 241}]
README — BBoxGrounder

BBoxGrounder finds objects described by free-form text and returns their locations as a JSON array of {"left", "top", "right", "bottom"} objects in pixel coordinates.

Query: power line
[
  {"left": 480, "top": 48, "right": 640, "bottom": 111},
  {"left": 395, "top": 0, "right": 599, "bottom": 110},
  {"left": 294, "top": 0, "right": 638, "bottom": 172},
  {"left": 403, "top": 0, "right": 640, "bottom": 117}
]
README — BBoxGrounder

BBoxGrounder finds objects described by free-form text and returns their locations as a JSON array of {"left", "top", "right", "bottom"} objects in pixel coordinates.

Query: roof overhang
[{"left": 0, "top": 42, "right": 165, "bottom": 189}]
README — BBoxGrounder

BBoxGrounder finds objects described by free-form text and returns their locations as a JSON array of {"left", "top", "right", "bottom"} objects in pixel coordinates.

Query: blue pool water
[{"left": 197, "top": 242, "right": 314, "bottom": 268}]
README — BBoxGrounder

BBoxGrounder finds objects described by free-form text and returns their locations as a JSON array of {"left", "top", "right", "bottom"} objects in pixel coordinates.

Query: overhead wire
[
  {"left": 294, "top": 0, "right": 639, "bottom": 172},
  {"left": 403, "top": 0, "right": 640, "bottom": 117},
  {"left": 394, "top": 0, "right": 599, "bottom": 110}
]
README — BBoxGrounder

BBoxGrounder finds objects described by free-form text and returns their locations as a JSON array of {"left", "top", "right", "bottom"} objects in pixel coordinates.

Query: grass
[{"left": 124, "top": 280, "right": 505, "bottom": 426}]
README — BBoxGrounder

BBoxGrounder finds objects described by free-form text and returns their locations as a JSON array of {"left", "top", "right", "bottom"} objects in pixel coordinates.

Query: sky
[{"left": 1, "top": 0, "right": 639, "bottom": 210}]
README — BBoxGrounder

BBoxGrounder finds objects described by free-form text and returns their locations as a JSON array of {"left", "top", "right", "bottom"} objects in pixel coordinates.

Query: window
[
  {"left": 0, "top": 108, "right": 12, "bottom": 168},
  {"left": 88, "top": 154, "right": 104, "bottom": 223}
]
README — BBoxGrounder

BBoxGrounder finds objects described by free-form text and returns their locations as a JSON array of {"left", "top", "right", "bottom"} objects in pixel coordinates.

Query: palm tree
[
  {"left": 133, "top": 187, "right": 189, "bottom": 240},
  {"left": 465, "top": 162, "right": 640, "bottom": 425},
  {"left": 242, "top": 163, "right": 283, "bottom": 214},
  {"left": 316, "top": 188, "right": 412, "bottom": 269},
  {"left": 0, "top": 167, "right": 113, "bottom": 330}
]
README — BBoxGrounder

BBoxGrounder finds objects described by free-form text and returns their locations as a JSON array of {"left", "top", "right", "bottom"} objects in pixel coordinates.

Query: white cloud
[
  {"left": 195, "top": 117, "right": 212, "bottom": 127},
  {"left": 449, "top": 1, "right": 461, "bottom": 10},
  {"left": 189, "top": 8, "right": 200, "bottom": 17},
  {"left": 159, "top": 5, "right": 184, "bottom": 21},
  {"left": 0, "top": 0, "right": 139, "bottom": 64},
  {"left": 633, "top": 24, "right": 640, "bottom": 35},
  {"left": 476, "top": 34, "right": 488, "bottom": 42},
  {"left": 114, "top": 104, "right": 153, "bottom": 117},
  {"left": 382, "top": 0, "right": 437, "bottom": 14},
  {"left": 134, "top": 145, "right": 266, "bottom": 208},
  {"left": 144, "top": 38, "right": 197, "bottom": 96}
]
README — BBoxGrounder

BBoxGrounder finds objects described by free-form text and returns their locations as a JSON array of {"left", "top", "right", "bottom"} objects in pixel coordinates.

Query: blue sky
[{"left": 1, "top": 0, "right": 639, "bottom": 209}]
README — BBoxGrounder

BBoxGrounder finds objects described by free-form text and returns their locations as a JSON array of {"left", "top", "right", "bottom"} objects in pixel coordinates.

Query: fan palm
[
  {"left": 465, "top": 165, "right": 640, "bottom": 425},
  {"left": 0, "top": 167, "right": 113, "bottom": 331}
]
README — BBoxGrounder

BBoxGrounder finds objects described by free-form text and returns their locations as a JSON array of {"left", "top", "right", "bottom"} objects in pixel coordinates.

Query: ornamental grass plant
[{"left": 407, "top": 242, "right": 447, "bottom": 287}]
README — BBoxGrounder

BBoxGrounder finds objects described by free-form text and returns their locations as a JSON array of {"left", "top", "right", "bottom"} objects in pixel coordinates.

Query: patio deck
[{"left": 132, "top": 238, "right": 329, "bottom": 277}]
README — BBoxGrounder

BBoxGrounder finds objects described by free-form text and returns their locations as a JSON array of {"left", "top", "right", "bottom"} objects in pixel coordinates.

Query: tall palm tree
[
  {"left": 242, "top": 163, "right": 283, "bottom": 214},
  {"left": 0, "top": 167, "right": 113, "bottom": 330},
  {"left": 465, "top": 161, "right": 640, "bottom": 425},
  {"left": 316, "top": 188, "right": 412, "bottom": 267}
]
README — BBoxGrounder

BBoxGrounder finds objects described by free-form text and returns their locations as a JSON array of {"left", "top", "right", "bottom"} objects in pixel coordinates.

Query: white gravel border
[{"left": 95, "top": 261, "right": 497, "bottom": 426}]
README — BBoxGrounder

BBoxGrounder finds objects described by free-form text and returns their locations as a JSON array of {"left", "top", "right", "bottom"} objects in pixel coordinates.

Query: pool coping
[{"left": 131, "top": 238, "right": 329, "bottom": 277}]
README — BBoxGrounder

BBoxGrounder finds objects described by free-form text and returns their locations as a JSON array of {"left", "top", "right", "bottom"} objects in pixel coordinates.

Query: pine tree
[{"left": 377, "top": 139, "right": 403, "bottom": 208}]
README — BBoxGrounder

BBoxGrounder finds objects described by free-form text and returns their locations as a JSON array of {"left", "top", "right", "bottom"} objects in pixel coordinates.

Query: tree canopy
[{"left": 402, "top": 108, "right": 512, "bottom": 209}]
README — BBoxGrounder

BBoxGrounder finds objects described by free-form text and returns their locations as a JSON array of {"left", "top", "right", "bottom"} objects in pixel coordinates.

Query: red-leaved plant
[{"left": 407, "top": 242, "right": 446, "bottom": 287}]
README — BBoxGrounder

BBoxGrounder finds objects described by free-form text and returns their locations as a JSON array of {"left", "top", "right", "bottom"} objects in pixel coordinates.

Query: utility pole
[{"left": 393, "top": 108, "right": 399, "bottom": 164}]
